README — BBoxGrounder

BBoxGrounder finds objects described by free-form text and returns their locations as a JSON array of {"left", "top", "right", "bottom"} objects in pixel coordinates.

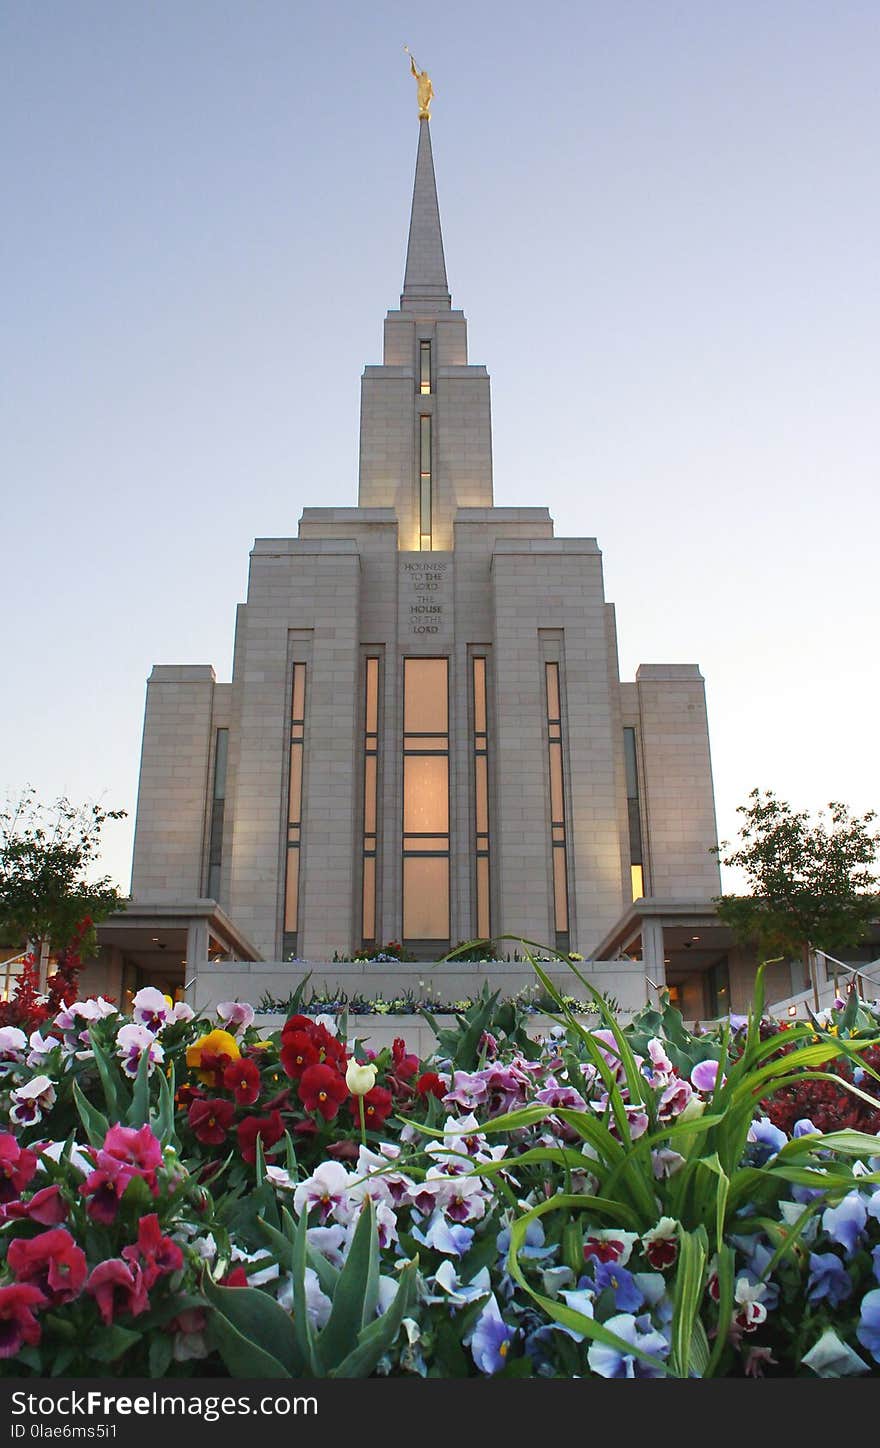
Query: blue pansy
[
  {"left": 807, "top": 1253, "right": 853, "bottom": 1308},
  {"left": 792, "top": 1118, "right": 820, "bottom": 1137},
  {"left": 856, "top": 1289, "right": 880, "bottom": 1363},
  {"left": 822, "top": 1192, "right": 867, "bottom": 1257},
  {"left": 746, "top": 1116, "right": 788, "bottom": 1163},
  {"left": 586, "top": 1313, "right": 669, "bottom": 1379},
  {"left": 496, "top": 1219, "right": 555, "bottom": 1260},
  {"left": 592, "top": 1260, "right": 645, "bottom": 1313},
  {"left": 470, "top": 1294, "right": 515, "bottom": 1374}
]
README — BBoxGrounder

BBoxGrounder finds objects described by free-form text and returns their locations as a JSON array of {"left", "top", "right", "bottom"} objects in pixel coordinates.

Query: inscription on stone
[{"left": 399, "top": 555, "right": 452, "bottom": 638}]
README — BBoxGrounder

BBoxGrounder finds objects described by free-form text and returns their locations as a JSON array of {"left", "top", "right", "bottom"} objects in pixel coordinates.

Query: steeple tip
[{"left": 401, "top": 115, "right": 450, "bottom": 311}]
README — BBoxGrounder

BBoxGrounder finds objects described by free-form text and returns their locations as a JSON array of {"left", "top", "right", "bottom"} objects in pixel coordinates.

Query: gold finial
[{"left": 404, "top": 46, "right": 434, "bottom": 120}]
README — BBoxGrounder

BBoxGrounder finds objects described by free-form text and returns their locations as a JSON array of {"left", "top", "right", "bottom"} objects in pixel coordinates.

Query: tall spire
[{"left": 401, "top": 119, "right": 450, "bottom": 311}]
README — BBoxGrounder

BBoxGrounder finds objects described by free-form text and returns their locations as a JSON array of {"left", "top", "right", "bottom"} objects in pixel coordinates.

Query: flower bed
[{"left": 2, "top": 969, "right": 880, "bottom": 1378}]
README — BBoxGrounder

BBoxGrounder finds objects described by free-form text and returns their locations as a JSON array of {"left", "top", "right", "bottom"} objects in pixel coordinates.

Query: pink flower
[
  {"left": 122, "top": 1214, "right": 184, "bottom": 1289},
  {"left": 7, "top": 1229, "right": 88, "bottom": 1306},
  {"left": 3, "top": 1184, "right": 68, "bottom": 1226},
  {"left": 80, "top": 1125, "right": 163, "bottom": 1223},
  {"left": 86, "top": 1260, "right": 150, "bottom": 1325},
  {"left": 0, "top": 1134, "right": 38, "bottom": 1205},
  {"left": 691, "top": 1059, "right": 724, "bottom": 1093},
  {"left": 0, "top": 1284, "right": 46, "bottom": 1358},
  {"left": 102, "top": 1124, "right": 163, "bottom": 1182}
]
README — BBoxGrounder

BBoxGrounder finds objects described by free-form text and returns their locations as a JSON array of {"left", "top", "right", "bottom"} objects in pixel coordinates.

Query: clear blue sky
[{"left": 2, "top": 1, "right": 878, "bottom": 895}]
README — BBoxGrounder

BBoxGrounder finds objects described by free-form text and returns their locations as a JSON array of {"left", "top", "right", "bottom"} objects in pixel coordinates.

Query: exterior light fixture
[{"left": 787, "top": 1005, "right": 798, "bottom": 1017}]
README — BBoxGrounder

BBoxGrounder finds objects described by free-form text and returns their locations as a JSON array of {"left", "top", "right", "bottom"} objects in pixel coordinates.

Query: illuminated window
[
  {"left": 624, "top": 727, "right": 646, "bottom": 900},
  {"left": 419, "top": 415, "right": 432, "bottom": 551},
  {"left": 402, "top": 658, "right": 449, "bottom": 942},
  {"left": 206, "top": 728, "right": 228, "bottom": 900},
  {"left": 361, "top": 657, "right": 380, "bottom": 946},
  {"left": 0, "top": 955, "right": 25, "bottom": 1003},
  {"left": 419, "top": 340, "right": 431, "bottom": 395},
  {"left": 472, "top": 656, "right": 491, "bottom": 939},
  {"left": 545, "top": 662, "right": 569, "bottom": 943},
  {"left": 282, "top": 664, "right": 306, "bottom": 959}
]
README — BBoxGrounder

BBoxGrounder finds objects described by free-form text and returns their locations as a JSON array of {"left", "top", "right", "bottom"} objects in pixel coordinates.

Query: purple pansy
[
  {"left": 535, "top": 1079, "right": 587, "bottom": 1112},
  {"left": 856, "top": 1289, "right": 880, "bottom": 1362},
  {"left": 411, "top": 1209, "right": 474, "bottom": 1257},
  {"left": 822, "top": 1192, "right": 867, "bottom": 1258},
  {"left": 470, "top": 1294, "right": 515, "bottom": 1374},
  {"left": 586, "top": 1312, "right": 669, "bottom": 1379},
  {"left": 747, "top": 1116, "right": 788, "bottom": 1163},
  {"left": 807, "top": 1253, "right": 853, "bottom": 1308},
  {"left": 792, "top": 1118, "right": 820, "bottom": 1137},
  {"left": 591, "top": 1261, "right": 645, "bottom": 1313},
  {"left": 691, "top": 1059, "right": 723, "bottom": 1093}
]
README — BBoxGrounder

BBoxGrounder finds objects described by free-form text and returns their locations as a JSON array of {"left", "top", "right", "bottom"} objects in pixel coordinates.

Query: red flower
[
  {"left": 220, "top": 1266, "right": 249, "bottom": 1288},
  {"left": 80, "top": 1155, "right": 137, "bottom": 1225},
  {"left": 583, "top": 1236, "right": 628, "bottom": 1265},
  {"left": 311, "top": 1023, "right": 345, "bottom": 1068},
  {"left": 0, "top": 1134, "right": 38, "bottom": 1205},
  {"left": 101, "top": 1124, "right": 163, "bottom": 1187},
  {"left": 280, "top": 1031, "right": 319, "bottom": 1079},
  {"left": 643, "top": 1235, "right": 679, "bottom": 1271},
  {"left": 0, "top": 1283, "right": 46, "bottom": 1358},
  {"left": 237, "top": 1110, "right": 285, "bottom": 1165},
  {"left": 3, "top": 1184, "right": 68, "bottom": 1227},
  {"left": 122, "top": 1213, "right": 184, "bottom": 1289},
  {"left": 416, "top": 1072, "right": 446, "bottom": 1100},
  {"left": 80, "top": 1125, "right": 163, "bottom": 1224},
  {"left": 7, "top": 1228, "right": 87, "bottom": 1306},
  {"left": 175, "top": 1084, "right": 203, "bottom": 1110},
  {"left": 188, "top": 1098, "right": 235, "bottom": 1146},
  {"left": 326, "top": 1138, "right": 360, "bottom": 1162},
  {"left": 298, "top": 1064, "right": 349, "bottom": 1121},
  {"left": 281, "top": 1014, "right": 313, "bottom": 1035},
  {"left": 392, "top": 1038, "right": 419, "bottom": 1081},
  {"left": 280, "top": 1017, "right": 345, "bottom": 1074},
  {"left": 223, "top": 1057, "right": 262, "bottom": 1106},
  {"left": 86, "top": 1260, "right": 149, "bottom": 1325},
  {"left": 357, "top": 1085, "right": 394, "bottom": 1128}
]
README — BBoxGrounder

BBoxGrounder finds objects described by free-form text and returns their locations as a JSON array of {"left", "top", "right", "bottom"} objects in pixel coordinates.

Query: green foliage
[
  {"left": 713, "top": 788, "right": 879, "bottom": 957},
  {"left": 205, "top": 1200, "right": 419, "bottom": 1378},
  {"left": 422, "top": 981, "right": 534, "bottom": 1069},
  {"left": 0, "top": 788, "right": 126, "bottom": 951},
  {"left": 485, "top": 953, "right": 880, "bottom": 1376}
]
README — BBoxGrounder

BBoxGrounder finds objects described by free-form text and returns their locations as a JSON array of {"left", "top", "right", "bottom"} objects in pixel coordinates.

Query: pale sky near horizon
[{"left": 2, "top": 1, "right": 879, "bottom": 904}]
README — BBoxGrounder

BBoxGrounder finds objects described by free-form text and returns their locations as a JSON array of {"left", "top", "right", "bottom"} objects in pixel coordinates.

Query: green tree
[
  {"left": 713, "top": 788, "right": 880, "bottom": 1004},
  {"left": 0, "top": 788, "right": 127, "bottom": 957}
]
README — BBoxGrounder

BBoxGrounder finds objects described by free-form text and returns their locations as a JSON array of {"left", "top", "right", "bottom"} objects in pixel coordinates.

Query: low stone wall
[
  {"left": 252, "top": 1012, "right": 570, "bottom": 1057},
  {"left": 190, "top": 957, "right": 649, "bottom": 1021}
]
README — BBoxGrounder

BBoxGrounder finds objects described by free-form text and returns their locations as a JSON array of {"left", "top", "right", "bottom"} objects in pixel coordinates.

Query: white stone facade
[{"left": 129, "top": 118, "right": 721, "bottom": 970}]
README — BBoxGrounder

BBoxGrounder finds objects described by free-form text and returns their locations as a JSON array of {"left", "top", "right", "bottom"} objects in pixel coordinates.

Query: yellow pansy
[{"left": 186, "top": 1028, "right": 241, "bottom": 1084}]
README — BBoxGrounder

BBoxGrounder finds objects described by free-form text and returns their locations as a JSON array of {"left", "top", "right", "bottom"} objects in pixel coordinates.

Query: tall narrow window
[
  {"left": 402, "top": 658, "right": 449, "bottom": 942},
  {"left": 545, "top": 662, "right": 569, "bottom": 942},
  {"left": 419, "top": 340, "right": 431, "bottom": 395},
  {"left": 282, "top": 664, "right": 306, "bottom": 958},
  {"left": 624, "top": 727, "right": 645, "bottom": 900},
  {"left": 206, "top": 728, "right": 228, "bottom": 899},
  {"left": 419, "top": 415, "right": 432, "bottom": 551},
  {"left": 361, "top": 657, "right": 380, "bottom": 946},
  {"left": 472, "top": 656, "right": 491, "bottom": 939}
]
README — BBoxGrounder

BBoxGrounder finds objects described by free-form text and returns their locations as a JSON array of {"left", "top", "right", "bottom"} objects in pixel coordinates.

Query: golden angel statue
[{"left": 404, "top": 47, "right": 434, "bottom": 120}]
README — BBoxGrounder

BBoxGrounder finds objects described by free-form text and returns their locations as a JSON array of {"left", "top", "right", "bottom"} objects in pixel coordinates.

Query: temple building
[{"left": 98, "top": 106, "right": 735, "bottom": 1018}]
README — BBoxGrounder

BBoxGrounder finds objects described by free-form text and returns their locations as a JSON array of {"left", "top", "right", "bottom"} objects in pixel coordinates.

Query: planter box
[
  {"left": 192, "top": 957, "right": 648, "bottom": 1021},
  {"left": 253, "top": 1012, "right": 572, "bottom": 1058}
]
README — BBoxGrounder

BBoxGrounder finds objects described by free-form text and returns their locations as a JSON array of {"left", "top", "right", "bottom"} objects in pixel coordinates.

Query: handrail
[{"left": 815, "top": 949, "right": 880, "bottom": 1000}]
